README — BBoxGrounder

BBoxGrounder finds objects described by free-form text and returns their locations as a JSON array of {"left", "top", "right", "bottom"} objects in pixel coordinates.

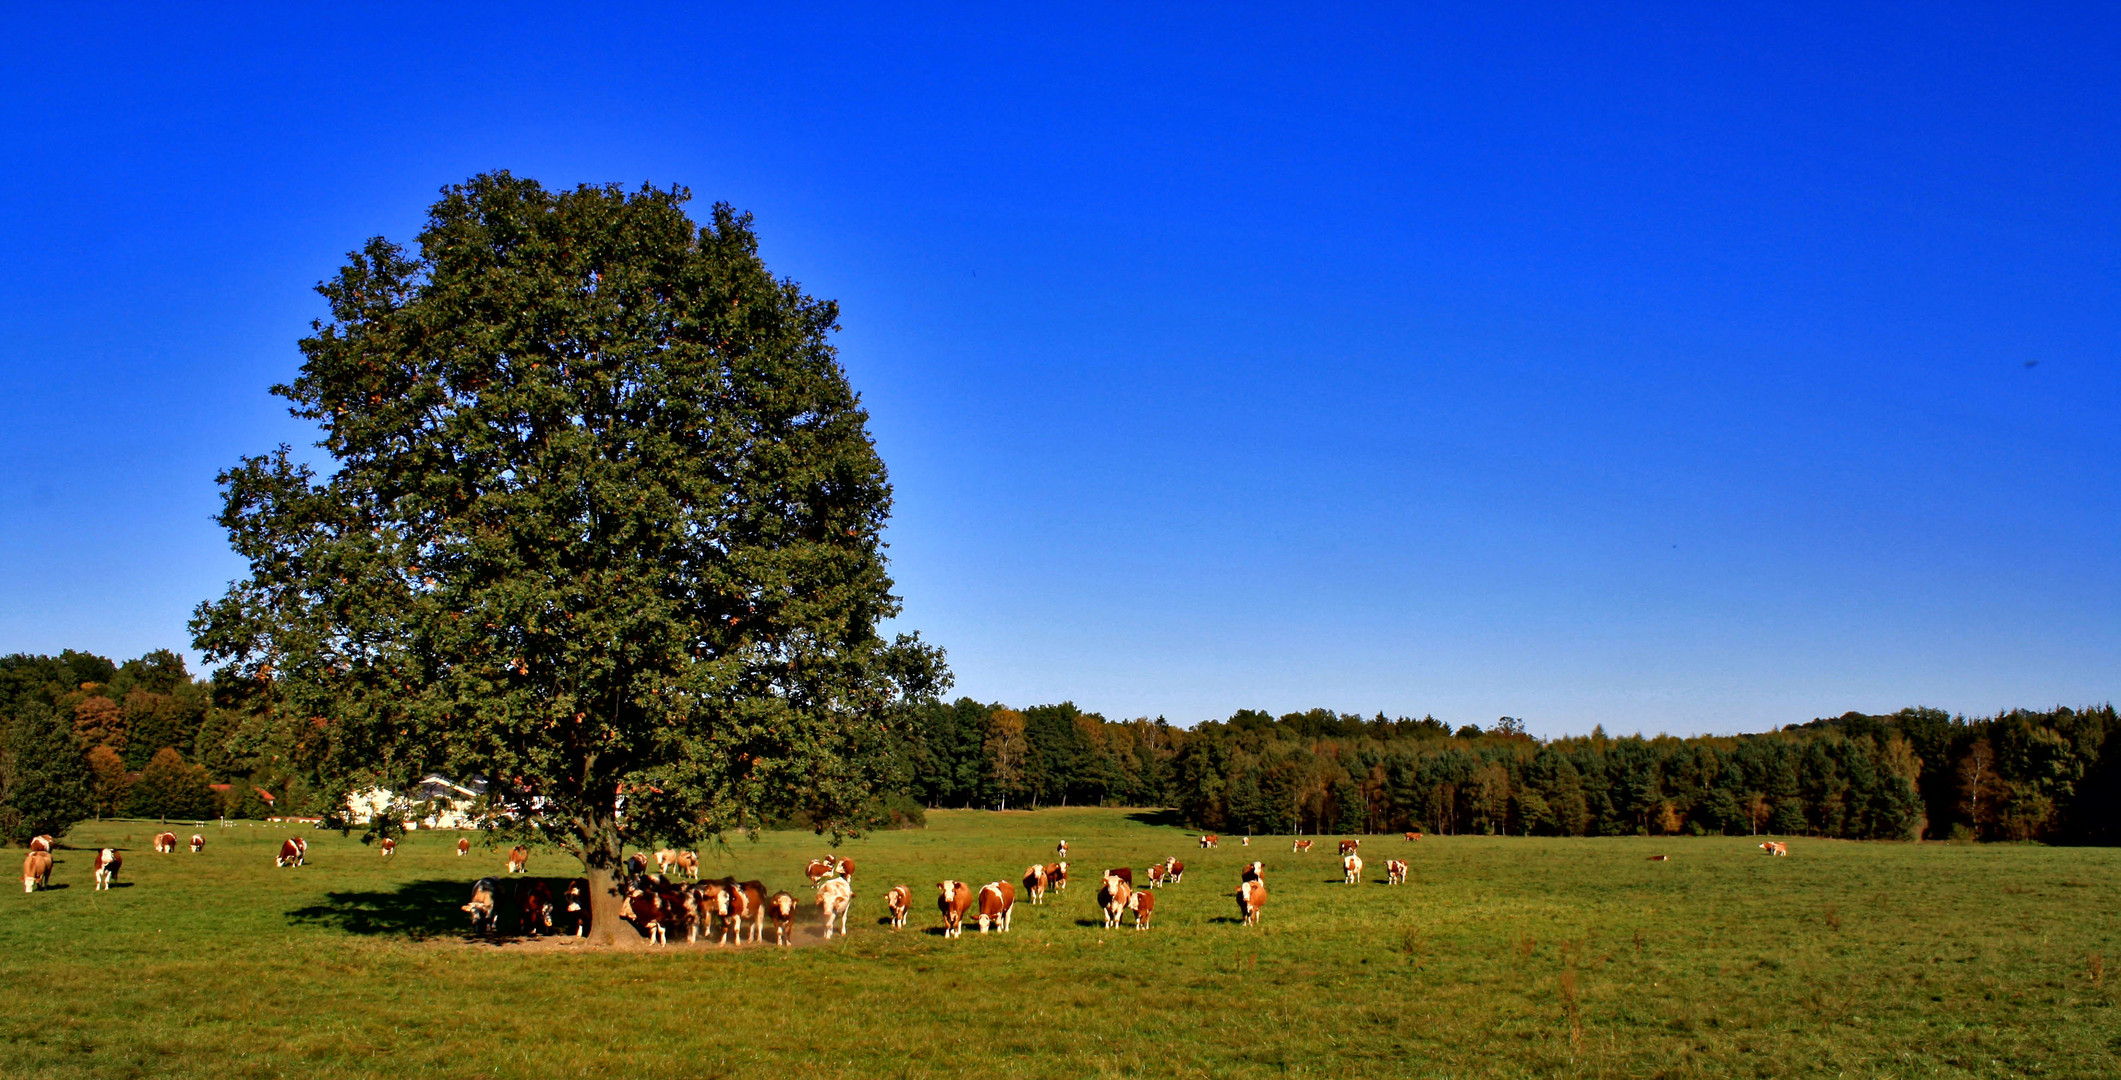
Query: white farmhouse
[{"left": 345, "top": 775, "right": 488, "bottom": 830}]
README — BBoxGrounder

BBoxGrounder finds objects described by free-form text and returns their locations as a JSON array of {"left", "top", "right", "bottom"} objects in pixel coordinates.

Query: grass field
[{"left": 2, "top": 808, "right": 2117, "bottom": 1079}]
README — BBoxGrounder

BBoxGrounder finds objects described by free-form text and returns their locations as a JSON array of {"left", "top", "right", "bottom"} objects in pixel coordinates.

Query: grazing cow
[
  {"left": 1105, "top": 866, "right": 1134, "bottom": 888},
  {"left": 189, "top": 834, "right": 205, "bottom": 854},
  {"left": 1023, "top": 863, "right": 1049, "bottom": 905},
  {"left": 817, "top": 877, "right": 854, "bottom": 939},
  {"left": 1339, "top": 839, "right": 1361, "bottom": 857},
  {"left": 1647, "top": 854, "right": 1670, "bottom": 862},
  {"left": 674, "top": 851, "right": 699, "bottom": 880},
  {"left": 976, "top": 881, "right": 1016, "bottom": 934},
  {"left": 1759, "top": 841, "right": 1789, "bottom": 857},
  {"left": 1127, "top": 888, "right": 1155, "bottom": 930},
  {"left": 519, "top": 879, "right": 555, "bottom": 937},
  {"left": 806, "top": 858, "right": 836, "bottom": 885},
  {"left": 1143, "top": 863, "right": 1165, "bottom": 888},
  {"left": 457, "top": 837, "right": 471, "bottom": 856},
  {"left": 1404, "top": 831, "right": 1423, "bottom": 841},
  {"left": 767, "top": 890, "right": 799, "bottom": 945},
  {"left": 153, "top": 832, "right": 177, "bottom": 854},
  {"left": 1056, "top": 840, "right": 1068, "bottom": 858},
  {"left": 718, "top": 880, "right": 768, "bottom": 944},
  {"left": 28, "top": 835, "right": 52, "bottom": 854},
  {"left": 1241, "top": 836, "right": 1251, "bottom": 847},
  {"left": 379, "top": 838, "right": 397, "bottom": 858},
  {"left": 1047, "top": 861, "right": 1069, "bottom": 892},
  {"left": 937, "top": 880, "right": 973, "bottom": 939},
  {"left": 1098, "top": 873, "right": 1132, "bottom": 929},
  {"left": 1240, "top": 861, "right": 1264, "bottom": 885},
  {"left": 506, "top": 846, "right": 529, "bottom": 874},
  {"left": 276, "top": 837, "right": 305, "bottom": 868},
  {"left": 1236, "top": 879, "right": 1267, "bottom": 926},
  {"left": 562, "top": 878, "right": 591, "bottom": 937},
  {"left": 463, "top": 877, "right": 502, "bottom": 933},
  {"left": 654, "top": 849, "right": 677, "bottom": 875},
  {"left": 1200, "top": 834, "right": 1218, "bottom": 849},
  {"left": 1163, "top": 858, "right": 1184, "bottom": 884},
  {"left": 1384, "top": 858, "right": 1408, "bottom": 885},
  {"left": 884, "top": 884, "right": 911, "bottom": 929},
  {"left": 1342, "top": 853, "right": 1363, "bottom": 885},
  {"left": 23, "top": 850, "right": 52, "bottom": 892},
  {"left": 1292, "top": 839, "right": 1313, "bottom": 853}
]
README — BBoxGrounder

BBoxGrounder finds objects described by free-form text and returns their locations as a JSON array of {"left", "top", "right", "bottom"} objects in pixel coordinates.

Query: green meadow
[{"left": 1, "top": 808, "right": 2116, "bottom": 1079}]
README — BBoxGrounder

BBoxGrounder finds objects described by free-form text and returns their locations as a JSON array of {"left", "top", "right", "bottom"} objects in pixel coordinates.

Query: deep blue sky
[{"left": 1, "top": 5, "right": 2114, "bottom": 735}]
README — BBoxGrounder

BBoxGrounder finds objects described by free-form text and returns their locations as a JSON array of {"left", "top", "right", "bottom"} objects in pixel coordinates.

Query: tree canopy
[{"left": 192, "top": 174, "right": 946, "bottom": 938}]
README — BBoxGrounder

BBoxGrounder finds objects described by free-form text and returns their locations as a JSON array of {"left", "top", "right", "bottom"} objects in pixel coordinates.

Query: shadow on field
[
  {"left": 287, "top": 878, "right": 472, "bottom": 940},
  {"left": 1124, "top": 809, "right": 1188, "bottom": 829}
]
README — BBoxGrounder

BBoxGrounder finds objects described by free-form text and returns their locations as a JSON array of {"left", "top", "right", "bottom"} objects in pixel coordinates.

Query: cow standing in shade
[
  {"left": 463, "top": 877, "right": 502, "bottom": 933},
  {"left": 519, "top": 879, "right": 555, "bottom": 937},
  {"left": 562, "top": 879, "right": 591, "bottom": 937}
]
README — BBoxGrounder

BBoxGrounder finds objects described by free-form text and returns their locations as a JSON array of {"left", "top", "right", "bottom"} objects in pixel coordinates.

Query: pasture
[{"left": 2, "top": 809, "right": 2116, "bottom": 1079}]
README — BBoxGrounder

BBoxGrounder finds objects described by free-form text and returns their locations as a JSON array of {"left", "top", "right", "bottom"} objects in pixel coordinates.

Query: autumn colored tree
[
  {"left": 192, "top": 174, "right": 946, "bottom": 942},
  {"left": 128, "top": 748, "right": 217, "bottom": 821},
  {"left": 72, "top": 695, "right": 125, "bottom": 754},
  {"left": 85, "top": 745, "right": 130, "bottom": 817}
]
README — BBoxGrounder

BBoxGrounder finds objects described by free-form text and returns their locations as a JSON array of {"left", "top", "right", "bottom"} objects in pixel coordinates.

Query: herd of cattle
[{"left": 19, "top": 829, "right": 1797, "bottom": 941}]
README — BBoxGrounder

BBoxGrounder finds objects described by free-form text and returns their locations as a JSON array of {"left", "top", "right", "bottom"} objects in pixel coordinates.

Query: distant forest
[
  {"left": 898, "top": 700, "right": 2121, "bottom": 844},
  {"left": 2, "top": 648, "right": 2115, "bottom": 844}
]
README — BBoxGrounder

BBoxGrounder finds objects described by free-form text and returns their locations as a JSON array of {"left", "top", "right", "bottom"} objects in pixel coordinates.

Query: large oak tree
[{"left": 194, "top": 174, "right": 946, "bottom": 941}]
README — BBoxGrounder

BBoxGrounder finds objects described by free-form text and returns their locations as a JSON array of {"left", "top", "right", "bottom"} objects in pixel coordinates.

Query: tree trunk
[{"left": 578, "top": 813, "right": 633, "bottom": 946}]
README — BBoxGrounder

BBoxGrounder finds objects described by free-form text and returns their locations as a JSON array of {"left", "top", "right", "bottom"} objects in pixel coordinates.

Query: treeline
[
  {"left": 0, "top": 649, "right": 332, "bottom": 842},
  {"left": 894, "top": 700, "right": 2121, "bottom": 843}
]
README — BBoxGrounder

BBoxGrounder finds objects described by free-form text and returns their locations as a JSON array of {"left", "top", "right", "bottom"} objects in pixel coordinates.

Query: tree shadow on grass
[
  {"left": 1122, "top": 809, "right": 1188, "bottom": 830},
  {"left": 287, "top": 878, "right": 477, "bottom": 941}
]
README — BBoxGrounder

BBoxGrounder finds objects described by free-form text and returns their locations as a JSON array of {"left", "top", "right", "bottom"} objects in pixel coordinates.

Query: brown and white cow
[
  {"left": 1142, "top": 862, "right": 1165, "bottom": 888},
  {"left": 456, "top": 837, "right": 471, "bottom": 856},
  {"left": 622, "top": 884, "right": 671, "bottom": 945},
  {"left": 1404, "top": 831, "right": 1424, "bottom": 841},
  {"left": 506, "top": 846, "right": 529, "bottom": 874},
  {"left": 624, "top": 852, "right": 649, "bottom": 877},
  {"left": 884, "top": 884, "right": 911, "bottom": 929},
  {"left": 1292, "top": 838, "right": 1313, "bottom": 853},
  {"left": 276, "top": 837, "right": 305, "bottom": 868},
  {"left": 937, "top": 880, "right": 974, "bottom": 939},
  {"left": 1339, "top": 838, "right": 1361, "bottom": 857},
  {"left": 1162, "top": 857, "right": 1184, "bottom": 884},
  {"left": 1236, "top": 879, "right": 1267, "bottom": 926},
  {"left": 153, "top": 831, "right": 177, "bottom": 854},
  {"left": 833, "top": 856, "right": 855, "bottom": 881},
  {"left": 28, "top": 835, "right": 52, "bottom": 854},
  {"left": 718, "top": 879, "right": 768, "bottom": 944},
  {"left": 653, "top": 848, "right": 677, "bottom": 875},
  {"left": 1098, "top": 873, "right": 1132, "bottom": 929},
  {"left": 1384, "top": 858, "right": 1408, "bottom": 885},
  {"left": 976, "top": 881, "right": 1015, "bottom": 933},
  {"left": 805, "top": 858, "right": 837, "bottom": 885},
  {"left": 1056, "top": 840, "right": 1068, "bottom": 858},
  {"left": 463, "top": 877, "right": 502, "bottom": 933},
  {"left": 562, "top": 878, "right": 591, "bottom": 937},
  {"left": 519, "top": 879, "right": 555, "bottom": 937},
  {"left": 1127, "top": 888, "right": 1155, "bottom": 930},
  {"left": 379, "top": 838, "right": 397, "bottom": 858},
  {"left": 1241, "top": 836, "right": 1251, "bottom": 846},
  {"left": 189, "top": 834, "right": 205, "bottom": 854},
  {"left": 674, "top": 850, "right": 699, "bottom": 880},
  {"left": 1342, "top": 853, "right": 1364, "bottom": 885},
  {"left": 1023, "top": 863, "right": 1049, "bottom": 905},
  {"left": 1104, "top": 866, "right": 1134, "bottom": 888},
  {"left": 1759, "top": 841, "right": 1789, "bottom": 857},
  {"left": 1240, "top": 861, "right": 1264, "bottom": 885},
  {"left": 765, "top": 890, "right": 798, "bottom": 945},
  {"left": 1047, "top": 861, "right": 1069, "bottom": 892},
  {"left": 817, "top": 877, "right": 854, "bottom": 939},
  {"left": 1199, "top": 834, "right": 1218, "bottom": 849},
  {"left": 22, "top": 850, "right": 52, "bottom": 893}
]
